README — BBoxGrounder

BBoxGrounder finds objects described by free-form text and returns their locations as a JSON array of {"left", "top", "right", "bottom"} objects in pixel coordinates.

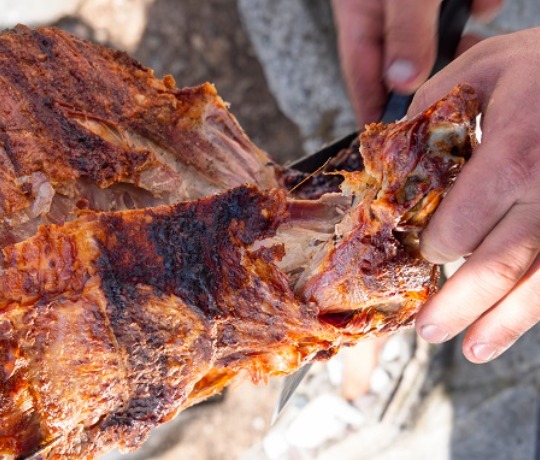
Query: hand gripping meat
[{"left": 0, "top": 25, "right": 478, "bottom": 459}]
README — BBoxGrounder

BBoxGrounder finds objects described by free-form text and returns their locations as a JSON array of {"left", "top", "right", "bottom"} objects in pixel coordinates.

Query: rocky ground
[{"left": 2, "top": 1, "right": 540, "bottom": 459}]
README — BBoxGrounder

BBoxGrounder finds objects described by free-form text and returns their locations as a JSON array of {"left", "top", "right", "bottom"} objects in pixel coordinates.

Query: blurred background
[{"left": 1, "top": 1, "right": 540, "bottom": 459}]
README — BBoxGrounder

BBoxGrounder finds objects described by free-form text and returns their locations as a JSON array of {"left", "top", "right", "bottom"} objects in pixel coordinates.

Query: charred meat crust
[
  {"left": 96, "top": 186, "right": 290, "bottom": 318},
  {"left": 0, "top": 25, "right": 279, "bottom": 248},
  {"left": 0, "top": 186, "right": 336, "bottom": 458},
  {"left": 0, "top": 24, "right": 480, "bottom": 460}
]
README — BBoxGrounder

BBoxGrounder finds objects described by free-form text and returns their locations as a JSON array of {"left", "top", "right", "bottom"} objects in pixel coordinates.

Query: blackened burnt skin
[
  {"left": 0, "top": 24, "right": 479, "bottom": 460},
  {"left": 0, "top": 186, "right": 336, "bottom": 458},
  {"left": 0, "top": 24, "right": 280, "bottom": 250},
  {"left": 97, "top": 186, "right": 289, "bottom": 319}
]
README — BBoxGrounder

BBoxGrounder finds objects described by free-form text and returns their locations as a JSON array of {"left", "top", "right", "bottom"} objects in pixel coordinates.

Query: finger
[
  {"left": 407, "top": 31, "right": 535, "bottom": 119},
  {"left": 383, "top": 0, "right": 442, "bottom": 93},
  {"left": 332, "top": 0, "right": 386, "bottom": 125},
  {"left": 462, "top": 254, "right": 540, "bottom": 363},
  {"left": 421, "top": 129, "right": 527, "bottom": 264},
  {"left": 471, "top": 0, "right": 504, "bottom": 23},
  {"left": 416, "top": 200, "right": 540, "bottom": 344},
  {"left": 407, "top": 35, "right": 507, "bottom": 118},
  {"left": 420, "top": 71, "right": 540, "bottom": 263}
]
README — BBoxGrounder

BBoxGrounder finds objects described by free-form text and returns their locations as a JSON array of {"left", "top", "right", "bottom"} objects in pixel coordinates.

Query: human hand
[
  {"left": 332, "top": 0, "right": 503, "bottom": 125},
  {"left": 408, "top": 27, "right": 540, "bottom": 363}
]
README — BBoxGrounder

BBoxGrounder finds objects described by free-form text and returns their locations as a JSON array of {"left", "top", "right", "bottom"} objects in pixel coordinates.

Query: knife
[{"left": 272, "top": 0, "right": 473, "bottom": 424}]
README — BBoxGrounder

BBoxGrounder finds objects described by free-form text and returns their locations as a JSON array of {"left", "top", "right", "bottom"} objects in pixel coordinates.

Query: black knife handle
[
  {"left": 380, "top": 0, "right": 472, "bottom": 123},
  {"left": 435, "top": 0, "right": 473, "bottom": 74},
  {"left": 380, "top": 93, "right": 414, "bottom": 124}
]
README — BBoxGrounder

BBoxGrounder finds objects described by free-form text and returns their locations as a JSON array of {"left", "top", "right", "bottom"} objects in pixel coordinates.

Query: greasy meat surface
[
  {"left": 1, "top": 187, "right": 336, "bottom": 458},
  {"left": 0, "top": 25, "right": 279, "bottom": 249},
  {"left": 0, "top": 25, "right": 479, "bottom": 460},
  {"left": 297, "top": 87, "right": 478, "bottom": 337}
]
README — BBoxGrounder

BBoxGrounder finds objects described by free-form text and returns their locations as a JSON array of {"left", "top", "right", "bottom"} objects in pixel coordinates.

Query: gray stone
[
  {"left": 450, "top": 323, "right": 540, "bottom": 390},
  {"left": 0, "top": 0, "right": 82, "bottom": 28},
  {"left": 451, "top": 386, "right": 538, "bottom": 460},
  {"left": 467, "top": 0, "right": 540, "bottom": 37},
  {"left": 337, "top": 385, "right": 539, "bottom": 460},
  {"left": 237, "top": 0, "right": 356, "bottom": 154},
  {"left": 0, "top": 0, "right": 154, "bottom": 52},
  {"left": 316, "top": 422, "right": 403, "bottom": 460},
  {"left": 77, "top": 0, "right": 155, "bottom": 52},
  {"left": 285, "top": 394, "right": 365, "bottom": 449}
]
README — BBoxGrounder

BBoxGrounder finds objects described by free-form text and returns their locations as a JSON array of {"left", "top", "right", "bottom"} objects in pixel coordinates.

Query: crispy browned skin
[
  {"left": 299, "top": 85, "right": 478, "bottom": 338},
  {"left": 0, "top": 25, "right": 479, "bottom": 460},
  {"left": 0, "top": 186, "right": 336, "bottom": 459},
  {"left": 0, "top": 25, "right": 279, "bottom": 248}
]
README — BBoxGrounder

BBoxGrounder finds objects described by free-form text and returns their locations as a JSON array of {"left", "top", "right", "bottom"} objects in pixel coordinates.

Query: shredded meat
[{"left": 0, "top": 25, "right": 479, "bottom": 459}]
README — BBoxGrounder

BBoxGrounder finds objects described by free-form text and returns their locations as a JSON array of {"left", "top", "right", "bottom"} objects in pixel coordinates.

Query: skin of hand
[
  {"left": 332, "top": 0, "right": 503, "bottom": 126},
  {"left": 408, "top": 26, "right": 540, "bottom": 363}
]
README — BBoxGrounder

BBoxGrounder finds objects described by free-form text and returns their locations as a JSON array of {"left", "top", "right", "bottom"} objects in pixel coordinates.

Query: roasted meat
[
  {"left": 0, "top": 25, "right": 279, "bottom": 250},
  {"left": 0, "top": 25, "right": 479, "bottom": 460}
]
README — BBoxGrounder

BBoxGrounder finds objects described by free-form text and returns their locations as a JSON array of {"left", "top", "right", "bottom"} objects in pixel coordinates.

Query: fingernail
[
  {"left": 419, "top": 324, "right": 449, "bottom": 343},
  {"left": 386, "top": 59, "right": 418, "bottom": 85},
  {"left": 471, "top": 343, "right": 497, "bottom": 362}
]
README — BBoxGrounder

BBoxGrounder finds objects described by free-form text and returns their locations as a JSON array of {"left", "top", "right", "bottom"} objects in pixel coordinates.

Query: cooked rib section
[
  {"left": 0, "top": 83, "right": 478, "bottom": 459},
  {"left": 285, "top": 85, "right": 478, "bottom": 338},
  {"left": 0, "top": 25, "right": 279, "bottom": 249}
]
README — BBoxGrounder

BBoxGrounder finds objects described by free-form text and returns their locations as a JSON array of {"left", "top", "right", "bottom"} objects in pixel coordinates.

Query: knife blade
[
  {"left": 271, "top": 0, "right": 473, "bottom": 424},
  {"left": 271, "top": 362, "right": 313, "bottom": 425}
]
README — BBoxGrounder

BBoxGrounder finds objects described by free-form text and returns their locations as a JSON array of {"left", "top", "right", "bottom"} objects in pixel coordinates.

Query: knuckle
[
  {"left": 466, "top": 34, "right": 506, "bottom": 64},
  {"left": 488, "top": 258, "right": 526, "bottom": 284},
  {"left": 502, "top": 158, "right": 532, "bottom": 195},
  {"left": 493, "top": 144, "right": 539, "bottom": 197},
  {"left": 482, "top": 127, "right": 540, "bottom": 199},
  {"left": 493, "top": 322, "right": 523, "bottom": 346},
  {"left": 474, "top": 258, "right": 525, "bottom": 297},
  {"left": 446, "top": 309, "right": 476, "bottom": 332},
  {"left": 511, "top": 283, "right": 540, "bottom": 330}
]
